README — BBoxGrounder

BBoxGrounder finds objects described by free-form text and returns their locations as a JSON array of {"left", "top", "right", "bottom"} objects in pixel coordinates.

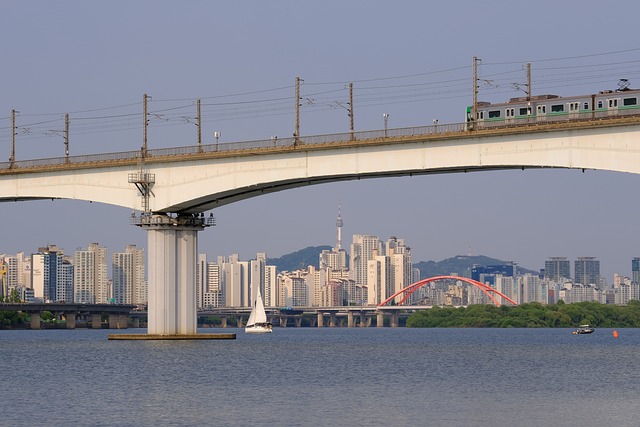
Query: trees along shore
[{"left": 406, "top": 300, "right": 640, "bottom": 328}]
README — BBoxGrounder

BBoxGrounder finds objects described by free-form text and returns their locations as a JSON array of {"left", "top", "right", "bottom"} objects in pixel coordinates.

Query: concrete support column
[
  {"left": 347, "top": 311, "right": 354, "bottom": 328},
  {"left": 279, "top": 316, "right": 287, "bottom": 327},
  {"left": 91, "top": 314, "right": 102, "bottom": 329},
  {"left": 294, "top": 317, "right": 302, "bottom": 327},
  {"left": 30, "top": 313, "right": 41, "bottom": 330},
  {"left": 132, "top": 318, "right": 140, "bottom": 328},
  {"left": 144, "top": 215, "right": 205, "bottom": 336},
  {"left": 377, "top": 312, "right": 384, "bottom": 328},
  {"left": 391, "top": 312, "right": 399, "bottom": 328},
  {"left": 359, "top": 312, "right": 366, "bottom": 327},
  {"left": 220, "top": 316, "right": 228, "bottom": 328},
  {"left": 329, "top": 312, "right": 337, "bottom": 327},
  {"left": 108, "top": 314, "right": 128, "bottom": 329},
  {"left": 317, "top": 312, "right": 324, "bottom": 327},
  {"left": 65, "top": 313, "right": 76, "bottom": 329},
  {"left": 236, "top": 316, "right": 244, "bottom": 328}
]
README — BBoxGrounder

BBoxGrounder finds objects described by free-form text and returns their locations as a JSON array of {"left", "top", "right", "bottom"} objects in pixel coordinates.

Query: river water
[{"left": 1, "top": 327, "right": 639, "bottom": 426}]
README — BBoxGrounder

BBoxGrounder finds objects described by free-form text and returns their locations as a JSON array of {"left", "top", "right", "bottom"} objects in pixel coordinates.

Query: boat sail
[{"left": 245, "top": 287, "right": 272, "bottom": 333}]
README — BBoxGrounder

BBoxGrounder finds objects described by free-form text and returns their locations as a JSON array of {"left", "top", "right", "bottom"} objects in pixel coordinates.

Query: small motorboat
[{"left": 572, "top": 324, "right": 594, "bottom": 334}]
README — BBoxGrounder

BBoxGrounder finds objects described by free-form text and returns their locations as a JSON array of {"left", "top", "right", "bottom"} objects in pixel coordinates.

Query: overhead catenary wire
[{"left": 2, "top": 48, "right": 638, "bottom": 149}]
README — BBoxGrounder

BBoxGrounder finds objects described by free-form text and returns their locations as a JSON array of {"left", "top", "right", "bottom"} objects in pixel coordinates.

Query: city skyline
[{"left": 1, "top": 2, "right": 640, "bottom": 282}]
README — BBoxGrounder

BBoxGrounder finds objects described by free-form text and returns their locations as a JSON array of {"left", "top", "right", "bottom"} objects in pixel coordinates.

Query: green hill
[{"left": 269, "top": 248, "right": 538, "bottom": 278}]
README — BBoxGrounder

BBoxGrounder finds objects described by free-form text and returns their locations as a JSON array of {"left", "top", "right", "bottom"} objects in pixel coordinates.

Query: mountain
[
  {"left": 269, "top": 248, "right": 538, "bottom": 278},
  {"left": 267, "top": 246, "right": 331, "bottom": 272},
  {"left": 413, "top": 255, "right": 537, "bottom": 278}
]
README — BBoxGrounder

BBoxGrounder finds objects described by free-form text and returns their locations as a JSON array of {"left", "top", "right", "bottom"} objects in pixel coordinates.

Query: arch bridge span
[
  {"left": 378, "top": 275, "right": 518, "bottom": 307},
  {"left": 0, "top": 116, "right": 638, "bottom": 213}
]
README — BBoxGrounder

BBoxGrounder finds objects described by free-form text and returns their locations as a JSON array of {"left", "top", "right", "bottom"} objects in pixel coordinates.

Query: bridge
[
  {"left": 0, "top": 303, "right": 136, "bottom": 329},
  {"left": 2, "top": 112, "right": 640, "bottom": 336}
]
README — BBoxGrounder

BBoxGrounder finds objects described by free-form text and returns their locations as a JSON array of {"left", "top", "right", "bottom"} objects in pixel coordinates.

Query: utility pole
[
  {"left": 472, "top": 56, "right": 479, "bottom": 130},
  {"left": 294, "top": 76, "right": 302, "bottom": 146},
  {"left": 10, "top": 109, "right": 17, "bottom": 168},
  {"left": 64, "top": 113, "right": 69, "bottom": 161},
  {"left": 142, "top": 93, "right": 149, "bottom": 157},
  {"left": 196, "top": 98, "right": 202, "bottom": 152},
  {"left": 526, "top": 63, "right": 532, "bottom": 101},
  {"left": 348, "top": 82, "right": 354, "bottom": 140}
]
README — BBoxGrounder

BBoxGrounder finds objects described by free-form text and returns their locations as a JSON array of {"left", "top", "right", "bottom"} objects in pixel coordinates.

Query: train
[{"left": 465, "top": 84, "right": 640, "bottom": 128}]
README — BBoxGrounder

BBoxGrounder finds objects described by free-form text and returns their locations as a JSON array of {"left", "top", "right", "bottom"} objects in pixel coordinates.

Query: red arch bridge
[{"left": 378, "top": 275, "right": 518, "bottom": 307}]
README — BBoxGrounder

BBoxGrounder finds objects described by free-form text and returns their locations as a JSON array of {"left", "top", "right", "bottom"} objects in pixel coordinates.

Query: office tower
[
  {"left": 350, "top": 234, "right": 381, "bottom": 286},
  {"left": 633, "top": 257, "right": 640, "bottom": 284},
  {"left": 544, "top": 257, "right": 571, "bottom": 282},
  {"left": 112, "top": 245, "right": 145, "bottom": 304},
  {"left": 574, "top": 257, "right": 600, "bottom": 286},
  {"left": 74, "top": 243, "right": 108, "bottom": 304}
]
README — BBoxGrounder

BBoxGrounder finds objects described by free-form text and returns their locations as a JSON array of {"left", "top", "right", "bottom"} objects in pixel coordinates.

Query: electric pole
[
  {"left": 197, "top": 98, "right": 202, "bottom": 152},
  {"left": 64, "top": 113, "right": 69, "bottom": 161},
  {"left": 10, "top": 109, "right": 17, "bottom": 168},
  {"left": 526, "top": 63, "right": 532, "bottom": 101},
  {"left": 142, "top": 93, "right": 149, "bottom": 157},
  {"left": 348, "top": 82, "right": 354, "bottom": 140},
  {"left": 472, "top": 56, "right": 479, "bottom": 130},
  {"left": 295, "top": 76, "right": 302, "bottom": 146}
]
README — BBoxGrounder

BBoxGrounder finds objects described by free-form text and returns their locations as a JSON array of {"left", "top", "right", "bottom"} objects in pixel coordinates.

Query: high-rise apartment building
[
  {"left": 574, "top": 257, "right": 600, "bottom": 286},
  {"left": 112, "top": 244, "right": 145, "bottom": 304},
  {"left": 31, "top": 245, "right": 69, "bottom": 303},
  {"left": 74, "top": 243, "right": 108, "bottom": 304},
  {"left": 350, "top": 234, "right": 381, "bottom": 287}
]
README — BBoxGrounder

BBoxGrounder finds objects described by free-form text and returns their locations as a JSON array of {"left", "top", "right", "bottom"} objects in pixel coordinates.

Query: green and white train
[{"left": 466, "top": 87, "right": 640, "bottom": 127}]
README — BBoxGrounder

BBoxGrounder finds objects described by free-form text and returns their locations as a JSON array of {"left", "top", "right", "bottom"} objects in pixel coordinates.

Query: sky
[{"left": 0, "top": 1, "right": 639, "bottom": 282}]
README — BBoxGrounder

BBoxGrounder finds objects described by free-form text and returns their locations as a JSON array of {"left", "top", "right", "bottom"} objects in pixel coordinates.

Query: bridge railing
[{"left": 1, "top": 110, "right": 638, "bottom": 171}]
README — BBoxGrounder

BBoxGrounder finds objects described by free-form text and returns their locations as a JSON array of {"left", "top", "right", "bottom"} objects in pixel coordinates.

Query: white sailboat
[{"left": 245, "top": 287, "right": 273, "bottom": 334}]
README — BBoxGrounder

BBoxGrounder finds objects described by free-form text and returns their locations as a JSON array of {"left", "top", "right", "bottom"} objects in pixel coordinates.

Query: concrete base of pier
[{"left": 108, "top": 333, "right": 236, "bottom": 340}]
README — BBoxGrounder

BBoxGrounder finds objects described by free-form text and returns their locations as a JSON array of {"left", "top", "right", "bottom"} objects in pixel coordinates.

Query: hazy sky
[{"left": 1, "top": 1, "right": 639, "bottom": 281}]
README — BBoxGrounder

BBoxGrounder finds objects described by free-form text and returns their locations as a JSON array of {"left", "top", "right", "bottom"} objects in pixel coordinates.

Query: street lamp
[{"left": 383, "top": 113, "right": 389, "bottom": 137}]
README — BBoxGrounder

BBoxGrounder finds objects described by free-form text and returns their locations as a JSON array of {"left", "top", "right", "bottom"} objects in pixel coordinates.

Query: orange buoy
[{"left": 613, "top": 330, "right": 619, "bottom": 338}]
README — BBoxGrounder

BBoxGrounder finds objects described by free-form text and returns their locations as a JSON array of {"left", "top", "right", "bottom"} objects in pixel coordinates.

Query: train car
[{"left": 466, "top": 87, "right": 640, "bottom": 129}]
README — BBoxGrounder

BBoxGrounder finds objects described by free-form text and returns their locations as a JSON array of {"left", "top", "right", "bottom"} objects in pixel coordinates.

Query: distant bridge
[{"left": 0, "top": 303, "right": 136, "bottom": 329}]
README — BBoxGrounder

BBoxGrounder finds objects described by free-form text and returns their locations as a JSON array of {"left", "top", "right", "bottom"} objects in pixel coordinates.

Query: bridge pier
[
  {"left": 30, "top": 313, "right": 41, "bottom": 330},
  {"left": 377, "top": 311, "right": 384, "bottom": 327},
  {"left": 220, "top": 316, "right": 228, "bottom": 328},
  {"left": 347, "top": 311, "right": 354, "bottom": 328},
  {"left": 317, "top": 312, "right": 324, "bottom": 327},
  {"left": 141, "top": 214, "right": 211, "bottom": 336},
  {"left": 65, "top": 313, "right": 76, "bottom": 329},
  {"left": 91, "top": 314, "right": 102, "bottom": 329}
]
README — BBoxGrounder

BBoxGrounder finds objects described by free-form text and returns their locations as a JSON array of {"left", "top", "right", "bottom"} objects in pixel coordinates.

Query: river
[{"left": 1, "top": 327, "right": 638, "bottom": 426}]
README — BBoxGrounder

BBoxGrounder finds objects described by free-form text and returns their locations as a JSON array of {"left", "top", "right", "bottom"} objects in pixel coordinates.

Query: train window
[
  {"left": 597, "top": 100, "right": 603, "bottom": 109},
  {"left": 551, "top": 104, "right": 564, "bottom": 113},
  {"left": 569, "top": 102, "right": 579, "bottom": 112},
  {"left": 623, "top": 97, "right": 637, "bottom": 106},
  {"left": 505, "top": 108, "right": 515, "bottom": 117},
  {"left": 488, "top": 110, "right": 501, "bottom": 118},
  {"left": 583, "top": 102, "right": 589, "bottom": 110},
  {"left": 537, "top": 105, "right": 546, "bottom": 114},
  {"left": 608, "top": 99, "right": 618, "bottom": 108},
  {"left": 477, "top": 111, "right": 484, "bottom": 120},
  {"left": 519, "top": 107, "right": 528, "bottom": 115}
]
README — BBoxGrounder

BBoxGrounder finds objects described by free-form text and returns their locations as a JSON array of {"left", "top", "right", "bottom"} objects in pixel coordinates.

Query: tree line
[{"left": 406, "top": 300, "right": 640, "bottom": 328}]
